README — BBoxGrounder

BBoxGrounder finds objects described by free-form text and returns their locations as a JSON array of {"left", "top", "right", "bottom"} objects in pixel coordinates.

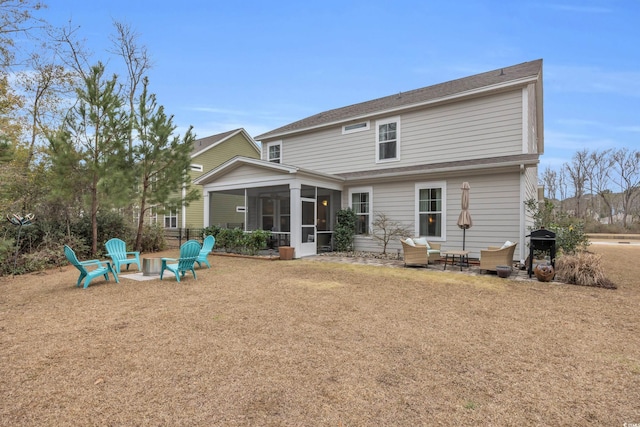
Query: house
[
  {"left": 163, "top": 128, "right": 260, "bottom": 229},
  {"left": 194, "top": 59, "right": 544, "bottom": 262}
]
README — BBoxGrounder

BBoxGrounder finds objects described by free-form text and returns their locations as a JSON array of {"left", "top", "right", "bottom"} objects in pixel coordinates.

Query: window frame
[
  {"left": 348, "top": 186, "right": 373, "bottom": 236},
  {"left": 164, "top": 209, "right": 178, "bottom": 229},
  {"left": 375, "top": 116, "right": 401, "bottom": 163},
  {"left": 190, "top": 164, "right": 203, "bottom": 172},
  {"left": 266, "top": 141, "right": 282, "bottom": 163},
  {"left": 342, "top": 121, "right": 370, "bottom": 135},
  {"left": 415, "top": 181, "right": 447, "bottom": 241}
]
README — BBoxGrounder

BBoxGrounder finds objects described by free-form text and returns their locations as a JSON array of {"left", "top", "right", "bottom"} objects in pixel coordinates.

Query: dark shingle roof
[{"left": 256, "top": 59, "right": 542, "bottom": 141}]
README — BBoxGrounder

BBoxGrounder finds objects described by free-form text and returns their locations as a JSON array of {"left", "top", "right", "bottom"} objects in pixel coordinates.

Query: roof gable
[
  {"left": 191, "top": 128, "right": 260, "bottom": 158},
  {"left": 256, "top": 59, "right": 542, "bottom": 140}
]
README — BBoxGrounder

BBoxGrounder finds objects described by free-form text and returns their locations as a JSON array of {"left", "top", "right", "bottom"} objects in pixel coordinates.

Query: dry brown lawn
[{"left": 1, "top": 243, "right": 639, "bottom": 426}]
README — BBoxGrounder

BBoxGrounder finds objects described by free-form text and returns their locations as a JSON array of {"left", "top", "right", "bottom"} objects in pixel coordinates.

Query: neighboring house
[
  {"left": 166, "top": 128, "right": 260, "bottom": 229},
  {"left": 194, "top": 60, "right": 544, "bottom": 262}
]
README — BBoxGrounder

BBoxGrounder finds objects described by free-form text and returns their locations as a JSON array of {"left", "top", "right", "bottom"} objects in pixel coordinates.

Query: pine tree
[
  {"left": 132, "top": 77, "right": 199, "bottom": 251},
  {"left": 48, "top": 62, "right": 130, "bottom": 255}
]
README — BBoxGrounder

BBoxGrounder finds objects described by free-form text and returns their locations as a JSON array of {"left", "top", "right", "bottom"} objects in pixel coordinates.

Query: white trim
[
  {"left": 522, "top": 87, "right": 528, "bottom": 153},
  {"left": 342, "top": 121, "right": 370, "bottom": 135},
  {"left": 190, "top": 163, "right": 203, "bottom": 172},
  {"left": 414, "top": 181, "right": 447, "bottom": 241},
  {"left": 348, "top": 186, "right": 373, "bottom": 236},
  {"left": 375, "top": 116, "right": 401, "bottom": 163},
  {"left": 266, "top": 140, "right": 282, "bottom": 163}
]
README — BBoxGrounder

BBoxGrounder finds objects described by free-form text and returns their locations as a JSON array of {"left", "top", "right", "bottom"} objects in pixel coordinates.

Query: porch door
[{"left": 299, "top": 198, "right": 316, "bottom": 257}]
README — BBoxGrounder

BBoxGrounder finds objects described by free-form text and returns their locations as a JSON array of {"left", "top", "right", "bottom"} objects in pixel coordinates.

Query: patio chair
[
  {"left": 160, "top": 240, "right": 201, "bottom": 282},
  {"left": 105, "top": 238, "right": 141, "bottom": 273},
  {"left": 195, "top": 235, "right": 216, "bottom": 268},
  {"left": 64, "top": 245, "right": 119, "bottom": 289},
  {"left": 401, "top": 238, "right": 441, "bottom": 267},
  {"left": 479, "top": 241, "right": 518, "bottom": 272}
]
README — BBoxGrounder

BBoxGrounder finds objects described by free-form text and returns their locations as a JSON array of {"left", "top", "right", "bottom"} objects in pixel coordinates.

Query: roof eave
[{"left": 256, "top": 76, "right": 539, "bottom": 142}]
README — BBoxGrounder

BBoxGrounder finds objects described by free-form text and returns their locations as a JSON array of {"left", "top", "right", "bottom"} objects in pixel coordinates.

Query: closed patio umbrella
[{"left": 457, "top": 182, "right": 473, "bottom": 250}]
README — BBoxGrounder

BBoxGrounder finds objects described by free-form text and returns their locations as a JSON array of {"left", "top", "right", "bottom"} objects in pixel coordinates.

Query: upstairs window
[
  {"left": 376, "top": 117, "right": 400, "bottom": 162},
  {"left": 342, "top": 121, "right": 370, "bottom": 135},
  {"left": 267, "top": 141, "right": 282, "bottom": 163}
]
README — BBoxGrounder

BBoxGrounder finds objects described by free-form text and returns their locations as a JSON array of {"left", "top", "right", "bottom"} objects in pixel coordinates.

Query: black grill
[{"left": 527, "top": 228, "right": 556, "bottom": 278}]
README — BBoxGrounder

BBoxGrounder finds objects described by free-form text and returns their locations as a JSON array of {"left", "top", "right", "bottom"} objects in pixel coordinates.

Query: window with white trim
[
  {"left": 342, "top": 121, "right": 370, "bottom": 135},
  {"left": 164, "top": 209, "right": 177, "bottom": 228},
  {"left": 349, "top": 187, "right": 372, "bottom": 235},
  {"left": 267, "top": 141, "right": 282, "bottom": 163},
  {"left": 415, "top": 182, "right": 446, "bottom": 239},
  {"left": 376, "top": 117, "right": 400, "bottom": 162}
]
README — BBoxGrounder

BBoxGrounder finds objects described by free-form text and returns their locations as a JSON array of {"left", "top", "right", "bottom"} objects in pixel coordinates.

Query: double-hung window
[
  {"left": 416, "top": 182, "right": 446, "bottom": 239},
  {"left": 164, "top": 209, "right": 178, "bottom": 228},
  {"left": 376, "top": 117, "right": 400, "bottom": 162},
  {"left": 267, "top": 141, "right": 282, "bottom": 163},
  {"left": 349, "top": 187, "right": 372, "bottom": 235}
]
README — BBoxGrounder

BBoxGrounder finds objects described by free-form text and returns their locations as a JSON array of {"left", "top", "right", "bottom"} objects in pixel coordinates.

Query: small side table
[
  {"left": 142, "top": 257, "right": 162, "bottom": 276},
  {"left": 442, "top": 250, "right": 469, "bottom": 271}
]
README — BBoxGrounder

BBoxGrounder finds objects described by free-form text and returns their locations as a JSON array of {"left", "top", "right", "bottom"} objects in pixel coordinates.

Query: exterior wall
[
  {"left": 345, "top": 170, "right": 522, "bottom": 260},
  {"left": 185, "top": 134, "right": 259, "bottom": 228},
  {"left": 272, "top": 90, "right": 524, "bottom": 175},
  {"left": 526, "top": 83, "right": 539, "bottom": 154}
]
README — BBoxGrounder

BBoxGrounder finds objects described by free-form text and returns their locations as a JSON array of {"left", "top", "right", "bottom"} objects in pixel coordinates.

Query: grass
[{"left": 0, "top": 242, "right": 638, "bottom": 426}]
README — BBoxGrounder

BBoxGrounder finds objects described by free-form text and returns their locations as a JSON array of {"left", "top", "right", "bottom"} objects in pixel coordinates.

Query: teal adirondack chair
[
  {"left": 105, "top": 238, "right": 141, "bottom": 273},
  {"left": 64, "top": 245, "right": 119, "bottom": 289},
  {"left": 160, "top": 240, "right": 201, "bottom": 282},
  {"left": 195, "top": 235, "right": 216, "bottom": 268}
]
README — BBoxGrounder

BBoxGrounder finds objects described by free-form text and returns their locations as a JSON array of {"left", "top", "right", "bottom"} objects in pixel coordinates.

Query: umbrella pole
[{"left": 462, "top": 228, "right": 466, "bottom": 250}]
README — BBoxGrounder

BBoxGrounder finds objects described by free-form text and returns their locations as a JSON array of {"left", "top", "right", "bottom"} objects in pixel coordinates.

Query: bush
[
  {"left": 139, "top": 223, "right": 167, "bottom": 253},
  {"left": 524, "top": 198, "right": 590, "bottom": 255},
  {"left": 555, "top": 252, "right": 616, "bottom": 289},
  {"left": 243, "top": 230, "right": 271, "bottom": 255},
  {"left": 335, "top": 208, "right": 357, "bottom": 252},
  {"left": 216, "top": 227, "right": 245, "bottom": 253}
]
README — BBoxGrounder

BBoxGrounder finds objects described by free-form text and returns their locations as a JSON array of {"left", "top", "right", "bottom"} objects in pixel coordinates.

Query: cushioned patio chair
[
  {"left": 196, "top": 235, "right": 216, "bottom": 268},
  {"left": 105, "top": 238, "right": 141, "bottom": 273},
  {"left": 401, "top": 238, "right": 442, "bottom": 267},
  {"left": 64, "top": 245, "right": 119, "bottom": 289},
  {"left": 479, "top": 241, "right": 518, "bottom": 272},
  {"left": 160, "top": 240, "right": 201, "bottom": 282}
]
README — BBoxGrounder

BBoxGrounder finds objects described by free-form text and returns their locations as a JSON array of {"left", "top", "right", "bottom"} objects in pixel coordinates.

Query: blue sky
[{"left": 42, "top": 0, "right": 639, "bottom": 173}]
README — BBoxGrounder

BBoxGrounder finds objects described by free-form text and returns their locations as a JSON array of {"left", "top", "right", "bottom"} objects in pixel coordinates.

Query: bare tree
[
  {"left": 611, "top": 148, "right": 640, "bottom": 228},
  {"left": 541, "top": 166, "right": 557, "bottom": 200},
  {"left": 564, "top": 149, "right": 592, "bottom": 218},
  {"left": 590, "top": 149, "right": 614, "bottom": 224},
  {"left": 372, "top": 212, "right": 411, "bottom": 255}
]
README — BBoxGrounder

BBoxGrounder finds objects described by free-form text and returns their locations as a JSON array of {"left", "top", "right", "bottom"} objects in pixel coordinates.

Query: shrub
[
  {"left": 139, "top": 223, "right": 167, "bottom": 253},
  {"left": 335, "top": 208, "right": 357, "bottom": 252},
  {"left": 243, "top": 230, "right": 271, "bottom": 255},
  {"left": 555, "top": 252, "right": 616, "bottom": 289}
]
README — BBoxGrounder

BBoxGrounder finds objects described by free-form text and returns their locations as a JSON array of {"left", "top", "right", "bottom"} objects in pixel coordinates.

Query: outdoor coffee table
[
  {"left": 142, "top": 257, "right": 163, "bottom": 276},
  {"left": 441, "top": 250, "right": 469, "bottom": 271}
]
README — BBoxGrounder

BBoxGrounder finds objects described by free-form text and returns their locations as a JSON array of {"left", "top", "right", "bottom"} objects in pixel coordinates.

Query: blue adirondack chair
[
  {"left": 64, "top": 245, "right": 119, "bottom": 289},
  {"left": 196, "top": 235, "right": 216, "bottom": 268},
  {"left": 160, "top": 240, "right": 201, "bottom": 282},
  {"left": 105, "top": 238, "right": 141, "bottom": 273}
]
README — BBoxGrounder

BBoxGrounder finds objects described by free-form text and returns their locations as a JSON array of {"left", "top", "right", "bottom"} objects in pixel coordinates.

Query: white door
[{"left": 299, "top": 198, "right": 316, "bottom": 257}]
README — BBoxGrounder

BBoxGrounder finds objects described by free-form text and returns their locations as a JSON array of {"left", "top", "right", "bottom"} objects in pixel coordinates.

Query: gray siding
[
  {"left": 346, "top": 170, "right": 522, "bottom": 260},
  {"left": 280, "top": 90, "right": 524, "bottom": 175}
]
